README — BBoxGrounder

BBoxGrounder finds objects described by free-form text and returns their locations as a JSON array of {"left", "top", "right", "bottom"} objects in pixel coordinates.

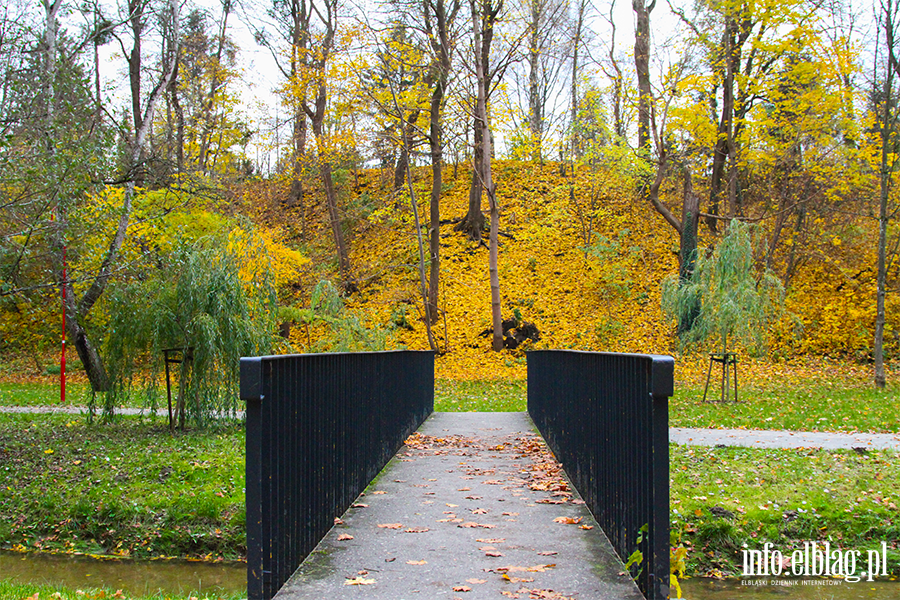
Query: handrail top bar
[
  {"left": 526, "top": 350, "right": 674, "bottom": 399},
  {"left": 239, "top": 350, "right": 435, "bottom": 402},
  {"left": 242, "top": 349, "right": 435, "bottom": 362}
]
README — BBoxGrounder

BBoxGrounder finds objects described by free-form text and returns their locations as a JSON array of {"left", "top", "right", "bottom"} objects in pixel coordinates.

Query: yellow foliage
[{"left": 294, "top": 160, "right": 680, "bottom": 379}]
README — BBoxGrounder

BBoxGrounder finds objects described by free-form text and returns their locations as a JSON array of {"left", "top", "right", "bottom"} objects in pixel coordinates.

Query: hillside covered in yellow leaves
[{"left": 243, "top": 159, "right": 896, "bottom": 382}]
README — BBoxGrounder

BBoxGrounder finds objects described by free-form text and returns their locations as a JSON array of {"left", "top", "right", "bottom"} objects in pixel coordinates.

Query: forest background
[{"left": 1, "top": 0, "right": 899, "bottom": 406}]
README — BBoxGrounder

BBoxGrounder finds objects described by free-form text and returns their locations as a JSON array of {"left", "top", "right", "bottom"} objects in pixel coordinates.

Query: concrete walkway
[
  {"left": 3, "top": 405, "right": 899, "bottom": 451},
  {"left": 276, "top": 412, "right": 643, "bottom": 600},
  {"left": 670, "top": 427, "right": 900, "bottom": 451}
]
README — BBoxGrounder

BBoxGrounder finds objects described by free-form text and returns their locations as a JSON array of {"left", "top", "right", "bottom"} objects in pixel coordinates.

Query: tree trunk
[
  {"left": 677, "top": 170, "right": 701, "bottom": 336},
  {"left": 707, "top": 17, "right": 738, "bottom": 233},
  {"left": 527, "top": 0, "right": 542, "bottom": 161},
  {"left": 456, "top": 156, "right": 486, "bottom": 240},
  {"left": 875, "top": 3, "right": 896, "bottom": 389},
  {"left": 471, "top": 0, "right": 503, "bottom": 352},
  {"left": 458, "top": 0, "right": 497, "bottom": 240},
  {"left": 427, "top": 69, "right": 445, "bottom": 323},
  {"left": 632, "top": 0, "right": 654, "bottom": 152},
  {"left": 312, "top": 116, "right": 354, "bottom": 291},
  {"left": 401, "top": 128, "right": 437, "bottom": 351}
]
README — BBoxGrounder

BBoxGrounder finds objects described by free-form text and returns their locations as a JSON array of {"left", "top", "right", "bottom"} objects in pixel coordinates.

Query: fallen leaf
[
  {"left": 405, "top": 526, "right": 430, "bottom": 533},
  {"left": 352, "top": 503, "right": 369, "bottom": 508},
  {"left": 447, "top": 503, "right": 459, "bottom": 507},
  {"left": 501, "top": 575, "right": 535, "bottom": 583},
  {"left": 334, "top": 518, "right": 344, "bottom": 525},
  {"left": 452, "top": 585, "right": 472, "bottom": 592},
  {"left": 344, "top": 577, "right": 375, "bottom": 586},
  {"left": 495, "top": 564, "right": 556, "bottom": 573},
  {"left": 337, "top": 533, "right": 353, "bottom": 541},
  {"left": 459, "top": 522, "right": 479, "bottom": 528},
  {"left": 407, "top": 560, "right": 427, "bottom": 565},
  {"left": 579, "top": 524, "right": 594, "bottom": 530},
  {"left": 537, "top": 551, "right": 558, "bottom": 556},
  {"left": 476, "top": 538, "right": 506, "bottom": 543},
  {"left": 502, "top": 512, "right": 519, "bottom": 516},
  {"left": 472, "top": 508, "right": 488, "bottom": 514},
  {"left": 485, "top": 550, "right": 503, "bottom": 557},
  {"left": 458, "top": 487, "right": 471, "bottom": 491},
  {"left": 465, "top": 495, "right": 483, "bottom": 500},
  {"left": 371, "top": 491, "right": 387, "bottom": 495},
  {"left": 377, "top": 523, "right": 403, "bottom": 529},
  {"left": 552, "top": 517, "right": 582, "bottom": 525}
]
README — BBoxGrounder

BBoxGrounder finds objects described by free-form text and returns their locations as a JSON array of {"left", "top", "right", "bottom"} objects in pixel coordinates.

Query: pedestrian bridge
[{"left": 240, "top": 350, "right": 673, "bottom": 600}]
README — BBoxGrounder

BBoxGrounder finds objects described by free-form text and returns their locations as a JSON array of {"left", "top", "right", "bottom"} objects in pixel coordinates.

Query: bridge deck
[{"left": 274, "top": 412, "right": 643, "bottom": 600}]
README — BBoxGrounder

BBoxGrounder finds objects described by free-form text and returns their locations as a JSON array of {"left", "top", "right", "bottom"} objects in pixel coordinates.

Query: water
[
  {"left": 681, "top": 577, "right": 900, "bottom": 599},
  {"left": 4, "top": 550, "right": 900, "bottom": 599},
  {"left": 0, "top": 551, "right": 246, "bottom": 596}
]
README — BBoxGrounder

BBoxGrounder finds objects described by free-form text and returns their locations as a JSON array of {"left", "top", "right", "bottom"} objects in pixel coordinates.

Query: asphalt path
[{"left": 4, "top": 405, "right": 899, "bottom": 451}]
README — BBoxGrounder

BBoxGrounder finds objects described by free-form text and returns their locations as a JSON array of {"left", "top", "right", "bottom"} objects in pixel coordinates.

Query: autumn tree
[
  {"left": 455, "top": 0, "right": 519, "bottom": 241},
  {"left": 159, "top": 2, "right": 249, "bottom": 179},
  {"left": 0, "top": 0, "right": 180, "bottom": 391},
  {"left": 422, "top": 0, "right": 462, "bottom": 320},
  {"left": 632, "top": 0, "right": 653, "bottom": 152},
  {"left": 283, "top": 0, "right": 355, "bottom": 291},
  {"left": 506, "top": 0, "right": 568, "bottom": 161},
  {"left": 470, "top": 0, "right": 504, "bottom": 351},
  {"left": 874, "top": 0, "right": 900, "bottom": 388}
]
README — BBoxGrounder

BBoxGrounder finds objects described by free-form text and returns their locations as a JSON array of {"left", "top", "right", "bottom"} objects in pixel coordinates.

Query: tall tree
[
  {"left": 307, "top": 0, "right": 352, "bottom": 290},
  {"left": 66, "top": 0, "right": 181, "bottom": 390},
  {"left": 471, "top": 0, "right": 503, "bottom": 351},
  {"left": 875, "top": 0, "right": 900, "bottom": 388},
  {"left": 456, "top": 0, "right": 519, "bottom": 240},
  {"left": 422, "top": 0, "right": 461, "bottom": 321},
  {"left": 632, "top": 0, "right": 654, "bottom": 152},
  {"left": 519, "top": 0, "right": 567, "bottom": 161}
]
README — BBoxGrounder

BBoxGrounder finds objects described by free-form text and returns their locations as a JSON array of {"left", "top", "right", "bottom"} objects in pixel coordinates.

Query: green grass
[
  {"left": 0, "top": 382, "right": 93, "bottom": 407},
  {"left": 434, "top": 379, "right": 526, "bottom": 411},
  {"left": 0, "top": 413, "right": 245, "bottom": 560},
  {"left": 0, "top": 581, "right": 245, "bottom": 600},
  {"left": 671, "top": 381, "right": 900, "bottom": 433},
  {"left": 671, "top": 444, "right": 900, "bottom": 577}
]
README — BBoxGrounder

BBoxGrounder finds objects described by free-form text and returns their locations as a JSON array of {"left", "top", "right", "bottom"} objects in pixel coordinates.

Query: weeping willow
[
  {"left": 662, "top": 219, "right": 785, "bottom": 356},
  {"left": 105, "top": 232, "right": 278, "bottom": 426}
]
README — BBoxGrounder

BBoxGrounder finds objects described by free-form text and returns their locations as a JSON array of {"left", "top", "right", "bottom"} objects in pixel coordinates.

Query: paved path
[
  {"left": 276, "top": 412, "right": 643, "bottom": 600},
  {"left": 3, "top": 405, "right": 899, "bottom": 451},
  {"left": 670, "top": 427, "right": 900, "bottom": 451}
]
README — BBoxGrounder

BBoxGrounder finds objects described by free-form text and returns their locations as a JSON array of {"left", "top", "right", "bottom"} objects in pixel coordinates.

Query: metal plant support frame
[
  {"left": 702, "top": 352, "right": 738, "bottom": 403},
  {"left": 526, "top": 350, "right": 674, "bottom": 600}
]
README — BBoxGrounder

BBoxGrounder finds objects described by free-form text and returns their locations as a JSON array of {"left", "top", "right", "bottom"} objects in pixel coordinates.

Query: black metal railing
[
  {"left": 527, "top": 350, "right": 673, "bottom": 600},
  {"left": 240, "top": 350, "right": 434, "bottom": 600}
]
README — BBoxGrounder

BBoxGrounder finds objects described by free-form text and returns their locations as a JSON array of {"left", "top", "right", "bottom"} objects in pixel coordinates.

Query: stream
[
  {"left": 0, "top": 550, "right": 246, "bottom": 596},
  {"left": 3, "top": 550, "right": 900, "bottom": 599}
]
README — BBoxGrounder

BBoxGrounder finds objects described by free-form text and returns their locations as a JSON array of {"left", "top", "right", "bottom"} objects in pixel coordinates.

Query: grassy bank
[
  {"left": 0, "top": 581, "right": 245, "bottom": 600},
  {"left": 3, "top": 376, "right": 899, "bottom": 580},
  {"left": 671, "top": 381, "right": 900, "bottom": 433},
  {"left": 0, "top": 413, "right": 244, "bottom": 560},
  {"left": 671, "top": 445, "right": 900, "bottom": 578}
]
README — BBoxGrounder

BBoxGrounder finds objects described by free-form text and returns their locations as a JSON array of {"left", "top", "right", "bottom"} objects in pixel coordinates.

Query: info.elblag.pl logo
[{"left": 742, "top": 541, "right": 891, "bottom": 583}]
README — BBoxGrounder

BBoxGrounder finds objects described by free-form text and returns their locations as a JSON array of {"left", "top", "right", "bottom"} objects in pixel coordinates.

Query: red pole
[{"left": 61, "top": 242, "right": 66, "bottom": 404}]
